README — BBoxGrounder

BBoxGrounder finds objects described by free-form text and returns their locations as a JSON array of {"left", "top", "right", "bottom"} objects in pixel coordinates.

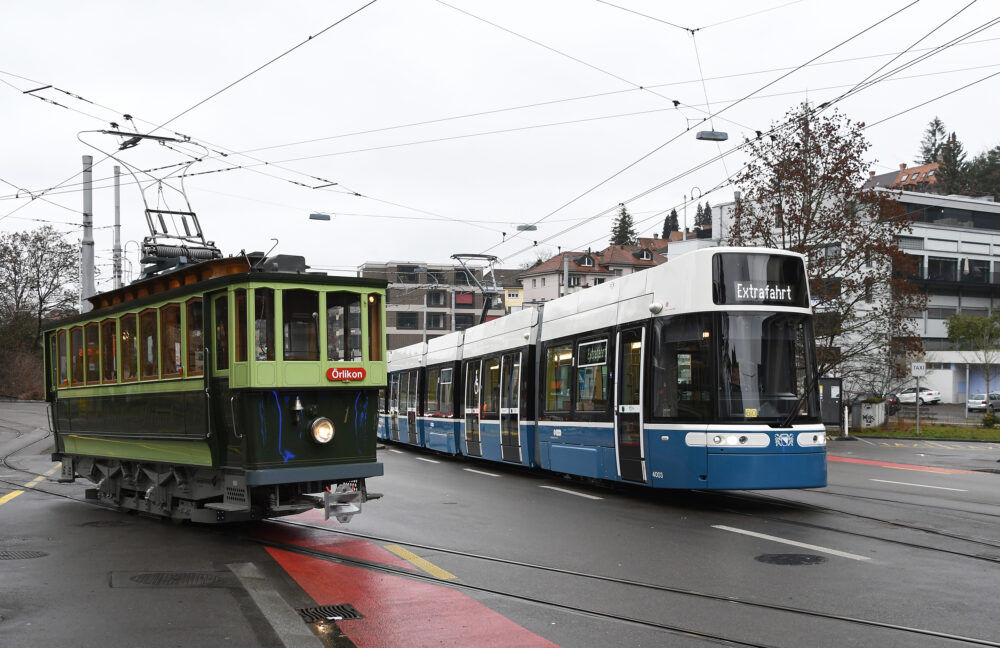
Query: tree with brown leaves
[{"left": 728, "top": 104, "right": 926, "bottom": 397}]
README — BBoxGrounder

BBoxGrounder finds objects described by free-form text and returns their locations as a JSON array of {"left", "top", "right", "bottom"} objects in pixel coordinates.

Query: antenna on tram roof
[{"left": 451, "top": 253, "right": 501, "bottom": 325}]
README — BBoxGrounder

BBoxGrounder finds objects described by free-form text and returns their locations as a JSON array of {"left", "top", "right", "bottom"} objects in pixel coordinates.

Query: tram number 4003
[{"left": 652, "top": 471, "right": 664, "bottom": 479}]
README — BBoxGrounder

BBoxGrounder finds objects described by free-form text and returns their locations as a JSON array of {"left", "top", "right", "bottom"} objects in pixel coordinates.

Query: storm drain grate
[
  {"left": 0, "top": 550, "right": 48, "bottom": 560},
  {"left": 297, "top": 604, "right": 364, "bottom": 623},
  {"left": 755, "top": 553, "right": 827, "bottom": 566},
  {"left": 130, "top": 572, "right": 223, "bottom": 587}
]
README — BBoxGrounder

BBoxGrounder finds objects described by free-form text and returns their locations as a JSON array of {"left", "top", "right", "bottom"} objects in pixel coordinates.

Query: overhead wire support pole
[{"left": 451, "top": 253, "right": 500, "bottom": 325}]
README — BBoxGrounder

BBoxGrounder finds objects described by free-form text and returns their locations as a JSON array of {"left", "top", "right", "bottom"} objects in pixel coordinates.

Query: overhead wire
[{"left": 482, "top": 0, "right": 924, "bottom": 258}]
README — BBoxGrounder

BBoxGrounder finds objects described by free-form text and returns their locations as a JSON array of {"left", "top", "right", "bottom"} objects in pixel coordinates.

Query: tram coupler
[{"left": 323, "top": 481, "right": 365, "bottom": 523}]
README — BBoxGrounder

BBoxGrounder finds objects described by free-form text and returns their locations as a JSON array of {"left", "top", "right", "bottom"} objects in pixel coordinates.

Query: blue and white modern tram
[{"left": 379, "top": 247, "right": 827, "bottom": 490}]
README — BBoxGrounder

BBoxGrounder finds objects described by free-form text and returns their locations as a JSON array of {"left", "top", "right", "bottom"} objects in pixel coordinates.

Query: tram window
[
  {"left": 57, "top": 330, "right": 68, "bottom": 387},
  {"left": 283, "top": 289, "right": 319, "bottom": 361},
  {"left": 400, "top": 372, "right": 411, "bottom": 410},
  {"left": 120, "top": 314, "right": 138, "bottom": 381},
  {"left": 576, "top": 339, "right": 608, "bottom": 412},
  {"left": 327, "top": 292, "right": 362, "bottom": 361},
  {"left": 439, "top": 367, "right": 454, "bottom": 417},
  {"left": 100, "top": 319, "right": 117, "bottom": 383},
  {"left": 234, "top": 289, "right": 248, "bottom": 363},
  {"left": 651, "top": 314, "right": 712, "bottom": 421},
  {"left": 368, "top": 294, "right": 383, "bottom": 361},
  {"left": 254, "top": 288, "right": 275, "bottom": 361},
  {"left": 214, "top": 295, "right": 229, "bottom": 371},
  {"left": 139, "top": 309, "right": 159, "bottom": 380},
  {"left": 426, "top": 367, "right": 441, "bottom": 414},
  {"left": 481, "top": 357, "right": 501, "bottom": 420},
  {"left": 70, "top": 326, "right": 84, "bottom": 385},
  {"left": 544, "top": 344, "right": 573, "bottom": 412},
  {"left": 186, "top": 298, "right": 204, "bottom": 376},
  {"left": 84, "top": 323, "right": 100, "bottom": 385},
  {"left": 406, "top": 370, "right": 419, "bottom": 410},
  {"left": 160, "top": 303, "right": 182, "bottom": 377}
]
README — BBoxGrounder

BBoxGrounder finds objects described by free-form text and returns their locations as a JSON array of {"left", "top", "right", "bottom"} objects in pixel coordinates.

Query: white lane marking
[
  {"left": 870, "top": 478, "right": 968, "bottom": 492},
  {"left": 712, "top": 525, "right": 871, "bottom": 562},
  {"left": 464, "top": 468, "right": 500, "bottom": 477},
  {"left": 388, "top": 449, "right": 403, "bottom": 454},
  {"left": 416, "top": 457, "right": 441, "bottom": 464},
  {"left": 539, "top": 485, "right": 603, "bottom": 500}
]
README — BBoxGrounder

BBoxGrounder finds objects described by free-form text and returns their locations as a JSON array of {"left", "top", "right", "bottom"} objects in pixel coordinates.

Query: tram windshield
[{"left": 717, "top": 312, "right": 819, "bottom": 423}]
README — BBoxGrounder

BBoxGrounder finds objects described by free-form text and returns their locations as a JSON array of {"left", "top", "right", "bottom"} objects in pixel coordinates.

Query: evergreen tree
[
  {"left": 917, "top": 117, "right": 948, "bottom": 164},
  {"left": 694, "top": 202, "right": 705, "bottom": 228},
  {"left": 700, "top": 201, "right": 713, "bottom": 227},
  {"left": 609, "top": 203, "right": 637, "bottom": 246},
  {"left": 662, "top": 209, "right": 679, "bottom": 238},
  {"left": 966, "top": 144, "right": 1000, "bottom": 200},
  {"left": 935, "top": 132, "right": 968, "bottom": 195}
]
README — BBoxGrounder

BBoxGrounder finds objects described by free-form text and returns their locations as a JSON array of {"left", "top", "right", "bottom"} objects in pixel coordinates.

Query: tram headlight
[{"left": 311, "top": 417, "right": 335, "bottom": 444}]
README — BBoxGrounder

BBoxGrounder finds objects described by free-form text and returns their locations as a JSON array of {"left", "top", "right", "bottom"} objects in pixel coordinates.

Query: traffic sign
[{"left": 911, "top": 362, "right": 926, "bottom": 377}]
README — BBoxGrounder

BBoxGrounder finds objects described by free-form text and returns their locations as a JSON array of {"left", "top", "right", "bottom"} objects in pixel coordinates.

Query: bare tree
[
  {"left": 0, "top": 226, "right": 79, "bottom": 341},
  {"left": 728, "top": 104, "right": 926, "bottom": 397}
]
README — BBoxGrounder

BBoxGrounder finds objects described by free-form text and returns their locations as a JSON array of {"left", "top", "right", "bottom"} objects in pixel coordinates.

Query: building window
[
  {"left": 541, "top": 278, "right": 546, "bottom": 287},
  {"left": 569, "top": 276, "right": 581, "bottom": 287},
  {"left": 507, "top": 291, "right": 519, "bottom": 299},
  {"left": 427, "top": 312, "right": 447, "bottom": 329},
  {"left": 927, "top": 257, "right": 957, "bottom": 282},
  {"left": 455, "top": 313, "right": 474, "bottom": 330},
  {"left": 397, "top": 312, "right": 418, "bottom": 329},
  {"left": 396, "top": 265, "right": 420, "bottom": 283},
  {"left": 427, "top": 291, "right": 446, "bottom": 307},
  {"left": 927, "top": 307, "right": 957, "bottom": 319},
  {"left": 961, "top": 306, "right": 988, "bottom": 317},
  {"left": 897, "top": 236, "right": 924, "bottom": 250},
  {"left": 593, "top": 278, "right": 605, "bottom": 285},
  {"left": 532, "top": 279, "right": 537, "bottom": 288},
  {"left": 455, "top": 292, "right": 474, "bottom": 308},
  {"left": 580, "top": 256, "right": 594, "bottom": 267}
]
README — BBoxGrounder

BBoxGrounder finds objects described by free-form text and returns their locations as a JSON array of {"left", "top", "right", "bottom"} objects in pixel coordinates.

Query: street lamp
[{"left": 309, "top": 213, "right": 331, "bottom": 221}]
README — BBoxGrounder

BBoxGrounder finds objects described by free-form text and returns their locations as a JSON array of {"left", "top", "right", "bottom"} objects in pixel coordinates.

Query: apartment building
[{"left": 358, "top": 261, "right": 508, "bottom": 350}]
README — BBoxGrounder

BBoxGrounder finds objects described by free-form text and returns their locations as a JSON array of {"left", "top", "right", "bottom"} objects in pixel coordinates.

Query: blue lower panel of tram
[
  {"left": 536, "top": 422, "right": 619, "bottom": 480},
  {"left": 704, "top": 450, "right": 827, "bottom": 489},
  {"left": 422, "top": 418, "right": 461, "bottom": 454}
]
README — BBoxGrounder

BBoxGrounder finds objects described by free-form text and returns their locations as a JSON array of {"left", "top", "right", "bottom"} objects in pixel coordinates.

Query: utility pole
[
  {"left": 113, "top": 165, "right": 122, "bottom": 289},
  {"left": 81, "top": 155, "right": 96, "bottom": 311}
]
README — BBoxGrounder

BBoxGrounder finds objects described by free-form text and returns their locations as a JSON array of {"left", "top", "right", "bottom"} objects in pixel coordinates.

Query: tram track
[
  {"left": 711, "top": 489, "right": 1000, "bottom": 557},
  {"left": 263, "top": 517, "right": 1000, "bottom": 648}
]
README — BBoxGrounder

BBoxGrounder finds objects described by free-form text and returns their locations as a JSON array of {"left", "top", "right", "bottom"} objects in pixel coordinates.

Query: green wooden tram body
[{"left": 42, "top": 257, "right": 387, "bottom": 522}]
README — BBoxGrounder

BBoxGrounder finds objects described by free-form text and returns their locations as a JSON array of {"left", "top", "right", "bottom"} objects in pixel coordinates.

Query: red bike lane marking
[
  {"left": 252, "top": 522, "right": 418, "bottom": 572},
  {"left": 828, "top": 455, "right": 977, "bottom": 474},
  {"left": 267, "top": 547, "right": 561, "bottom": 648}
]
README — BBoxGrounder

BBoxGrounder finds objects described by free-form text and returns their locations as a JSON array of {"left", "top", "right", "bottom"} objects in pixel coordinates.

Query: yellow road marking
[
  {"left": 385, "top": 544, "right": 456, "bottom": 580},
  {"left": 0, "top": 491, "right": 24, "bottom": 506},
  {"left": 44, "top": 465, "right": 60, "bottom": 476},
  {"left": 26, "top": 476, "right": 44, "bottom": 488}
]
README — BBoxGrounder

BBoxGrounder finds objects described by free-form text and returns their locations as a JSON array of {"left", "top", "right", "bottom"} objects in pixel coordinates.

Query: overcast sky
[{"left": 1, "top": 0, "right": 997, "bottom": 288}]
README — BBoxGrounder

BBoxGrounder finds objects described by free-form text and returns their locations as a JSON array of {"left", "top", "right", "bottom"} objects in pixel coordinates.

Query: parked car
[
  {"left": 898, "top": 387, "right": 941, "bottom": 405},
  {"left": 885, "top": 393, "right": 901, "bottom": 415},
  {"left": 966, "top": 393, "right": 1000, "bottom": 412}
]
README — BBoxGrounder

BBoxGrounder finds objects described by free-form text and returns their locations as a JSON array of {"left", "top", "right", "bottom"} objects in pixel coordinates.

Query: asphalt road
[{"left": 2, "top": 400, "right": 999, "bottom": 648}]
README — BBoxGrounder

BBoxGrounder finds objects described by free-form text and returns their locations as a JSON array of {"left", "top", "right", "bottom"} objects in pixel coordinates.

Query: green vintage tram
[{"left": 43, "top": 254, "right": 386, "bottom": 522}]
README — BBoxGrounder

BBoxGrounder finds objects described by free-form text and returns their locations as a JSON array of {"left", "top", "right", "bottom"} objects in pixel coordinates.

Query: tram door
[
  {"left": 500, "top": 352, "right": 522, "bottom": 463},
  {"left": 464, "top": 361, "right": 482, "bottom": 456},
  {"left": 615, "top": 328, "right": 646, "bottom": 483},
  {"left": 389, "top": 373, "right": 401, "bottom": 441},
  {"left": 406, "top": 370, "right": 419, "bottom": 445}
]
